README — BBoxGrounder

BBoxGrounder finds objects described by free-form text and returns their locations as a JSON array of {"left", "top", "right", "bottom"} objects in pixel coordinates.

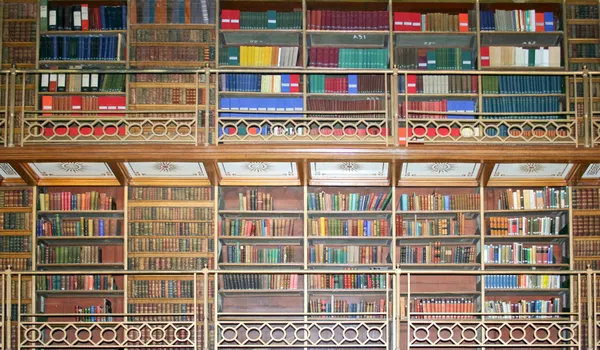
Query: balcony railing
[
  {"left": 0, "top": 67, "right": 599, "bottom": 147},
  {"left": 0, "top": 268, "right": 598, "bottom": 349}
]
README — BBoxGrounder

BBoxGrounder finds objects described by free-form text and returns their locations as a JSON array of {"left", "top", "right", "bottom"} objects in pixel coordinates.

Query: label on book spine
[
  {"left": 40, "top": 5, "right": 48, "bottom": 18},
  {"left": 74, "top": 12, "right": 82, "bottom": 27},
  {"left": 49, "top": 11, "right": 57, "bottom": 25}
]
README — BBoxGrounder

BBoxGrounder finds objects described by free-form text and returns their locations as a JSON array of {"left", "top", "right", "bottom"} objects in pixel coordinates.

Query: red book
[
  {"left": 480, "top": 46, "right": 490, "bottom": 67},
  {"left": 307, "top": 10, "right": 313, "bottom": 30},
  {"left": 316, "top": 10, "right": 322, "bottom": 30},
  {"left": 81, "top": 4, "right": 89, "bottom": 30},
  {"left": 115, "top": 96, "right": 126, "bottom": 117},
  {"left": 230, "top": 10, "right": 240, "bottom": 30},
  {"left": 49, "top": 73, "right": 57, "bottom": 92},
  {"left": 221, "top": 10, "right": 231, "bottom": 29},
  {"left": 290, "top": 74, "right": 299, "bottom": 92},
  {"left": 381, "top": 11, "right": 388, "bottom": 30},
  {"left": 535, "top": 13, "right": 545, "bottom": 32},
  {"left": 407, "top": 75, "right": 417, "bottom": 93},
  {"left": 324, "top": 10, "right": 331, "bottom": 30},
  {"left": 412, "top": 12, "right": 421, "bottom": 31},
  {"left": 393, "top": 12, "right": 403, "bottom": 31},
  {"left": 458, "top": 13, "right": 468, "bottom": 32},
  {"left": 71, "top": 96, "right": 82, "bottom": 117}
]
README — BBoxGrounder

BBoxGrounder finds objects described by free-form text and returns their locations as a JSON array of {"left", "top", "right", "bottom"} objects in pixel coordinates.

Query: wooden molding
[
  {"left": 128, "top": 178, "right": 211, "bottom": 187},
  {"left": 479, "top": 162, "right": 495, "bottom": 187},
  {"left": 297, "top": 160, "right": 307, "bottom": 187},
  {"left": 37, "top": 178, "right": 121, "bottom": 186},
  {"left": 0, "top": 178, "right": 27, "bottom": 186},
  {"left": 203, "top": 161, "right": 219, "bottom": 186},
  {"left": 8, "top": 162, "right": 38, "bottom": 186},
  {"left": 487, "top": 178, "right": 567, "bottom": 187},
  {"left": 397, "top": 179, "right": 479, "bottom": 187},
  {"left": 218, "top": 178, "right": 301, "bottom": 187},
  {"left": 566, "top": 163, "right": 587, "bottom": 186},
  {"left": 107, "top": 162, "right": 131, "bottom": 186}
]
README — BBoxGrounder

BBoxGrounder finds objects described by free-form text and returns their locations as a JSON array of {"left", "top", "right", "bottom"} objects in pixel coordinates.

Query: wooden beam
[
  {"left": 107, "top": 162, "right": 131, "bottom": 186},
  {"left": 3, "top": 144, "right": 600, "bottom": 163},
  {"left": 394, "top": 161, "right": 402, "bottom": 187},
  {"left": 203, "top": 161, "right": 219, "bottom": 186},
  {"left": 8, "top": 162, "right": 38, "bottom": 186},
  {"left": 297, "top": 160, "right": 307, "bottom": 187},
  {"left": 567, "top": 163, "right": 589, "bottom": 186},
  {"left": 479, "top": 162, "right": 495, "bottom": 187}
]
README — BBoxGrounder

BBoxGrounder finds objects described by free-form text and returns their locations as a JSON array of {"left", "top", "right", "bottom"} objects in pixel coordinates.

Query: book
[
  {"left": 483, "top": 243, "right": 557, "bottom": 264},
  {"left": 309, "top": 48, "right": 388, "bottom": 69},
  {"left": 309, "top": 245, "right": 389, "bottom": 264},
  {"left": 37, "top": 190, "right": 117, "bottom": 211},
  {"left": 487, "top": 216, "right": 564, "bottom": 236},
  {"left": 393, "top": 11, "right": 475, "bottom": 32},
  {"left": 484, "top": 298, "right": 560, "bottom": 319},
  {"left": 397, "top": 192, "right": 480, "bottom": 211},
  {"left": 398, "top": 243, "right": 475, "bottom": 264},
  {"left": 484, "top": 46, "right": 561, "bottom": 68},
  {"left": 220, "top": 218, "right": 295, "bottom": 237},
  {"left": 308, "top": 297, "right": 386, "bottom": 318},
  {"left": 223, "top": 274, "right": 298, "bottom": 290},
  {"left": 39, "top": 34, "right": 126, "bottom": 61},
  {"left": 309, "top": 218, "right": 390, "bottom": 237},
  {"left": 0, "top": 189, "right": 33, "bottom": 208},
  {"left": 220, "top": 46, "right": 299, "bottom": 67},
  {"left": 491, "top": 188, "right": 568, "bottom": 210},
  {"left": 307, "top": 190, "right": 392, "bottom": 211},
  {"left": 41, "top": 4, "right": 126, "bottom": 30},
  {"left": 134, "top": 0, "right": 215, "bottom": 24},
  {"left": 397, "top": 215, "right": 466, "bottom": 237},
  {"left": 307, "top": 10, "right": 389, "bottom": 30},
  {"left": 0, "top": 236, "right": 32, "bottom": 253},
  {"left": 37, "top": 274, "right": 118, "bottom": 291},
  {"left": 224, "top": 245, "right": 295, "bottom": 264},
  {"left": 411, "top": 297, "right": 475, "bottom": 319},
  {"left": 484, "top": 274, "right": 561, "bottom": 289}
]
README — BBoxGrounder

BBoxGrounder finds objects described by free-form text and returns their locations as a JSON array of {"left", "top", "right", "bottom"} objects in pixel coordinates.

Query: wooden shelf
[
  {"left": 308, "top": 236, "right": 393, "bottom": 244},
  {"left": 220, "top": 210, "right": 304, "bottom": 216},
  {"left": 0, "top": 207, "right": 33, "bottom": 212},
  {"left": 307, "top": 210, "right": 392, "bottom": 217},
  {"left": 393, "top": 31, "right": 475, "bottom": 35},
  {"left": 485, "top": 263, "right": 569, "bottom": 269},
  {"left": 127, "top": 298, "right": 198, "bottom": 304},
  {"left": 129, "top": 235, "right": 213, "bottom": 239},
  {"left": 0, "top": 230, "right": 32, "bottom": 236},
  {"left": 36, "top": 236, "right": 124, "bottom": 245},
  {"left": 128, "top": 251, "right": 212, "bottom": 257},
  {"left": 219, "top": 236, "right": 304, "bottom": 244},
  {"left": 0, "top": 252, "right": 30, "bottom": 257},
  {"left": 41, "top": 30, "right": 126, "bottom": 35},
  {"left": 399, "top": 291, "right": 480, "bottom": 296},
  {"left": 131, "top": 42, "right": 214, "bottom": 47},
  {"left": 128, "top": 219, "right": 212, "bottom": 223},
  {"left": 39, "top": 60, "right": 126, "bottom": 65},
  {"left": 129, "top": 61, "right": 214, "bottom": 67},
  {"left": 220, "top": 91, "right": 304, "bottom": 96},
  {"left": 308, "top": 263, "right": 393, "bottom": 269},
  {"left": 37, "top": 263, "right": 124, "bottom": 270},
  {"left": 573, "top": 209, "right": 600, "bottom": 216},
  {"left": 399, "top": 263, "right": 480, "bottom": 270},
  {"left": 38, "top": 91, "right": 125, "bottom": 95},
  {"left": 397, "top": 235, "right": 480, "bottom": 244},
  {"left": 219, "top": 263, "right": 304, "bottom": 269},
  {"left": 485, "top": 208, "right": 568, "bottom": 214},
  {"left": 485, "top": 288, "right": 569, "bottom": 296},
  {"left": 38, "top": 210, "right": 124, "bottom": 214},
  {"left": 130, "top": 23, "right": 215, "bottom": 29},
  {"left": 484, "top": 235, "right": 568, "bottom": 243},
  {"left": 398, "top": 210, "right": 479, "bottom": 214}
]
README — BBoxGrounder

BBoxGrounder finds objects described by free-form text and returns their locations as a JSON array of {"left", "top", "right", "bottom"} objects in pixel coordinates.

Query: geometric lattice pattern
[
  {"left": 410, "top": 320, "right": 580, "bottom": 347},
  {"left": 21, "top": 117, "right": 198, "bottom": 144},
  {"left": 406, "top": 119, "right": 577, "bottom": 145},
  {"left": 19, "top": 322, "right": 196, "bottom": 348},
  {"left": 218, "top": 321, "right": 387, "bottom": 347},
  {"left": 218, "top": 118, "right": 390, "bottom": 144}
]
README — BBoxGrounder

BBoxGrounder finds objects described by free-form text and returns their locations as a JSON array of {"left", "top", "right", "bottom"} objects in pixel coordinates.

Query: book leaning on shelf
[
  {"left": 38, "top": 190, "right": 116, "bottom": 211},
  {"left": 222, "top": 274, "right": 299, "bottom": 290},
  {"left": 37, "top": 274, "right": 118, "bottom": 291},
  {"left": 309, "top": 297, "right": 386, "bottom": 319},
  {"left": 75, "top": 299, "right": 113, "bottom": 322},
  {"left": 480, "top": 9, "right": 556, "bottom": 32},
  {"left": 237, "top": 189, "right": 274, "bottom": 211}
]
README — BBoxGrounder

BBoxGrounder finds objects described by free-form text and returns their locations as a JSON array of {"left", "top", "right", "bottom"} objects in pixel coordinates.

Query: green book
[
  {"left": 426, "top": 50, "right": 436, "bottom": 70},
  {"left": 228, "top": 47, "right": 240, "bottom": 66},
  {"left": 40, "top": 0, "right": 48, "bottom": 32},
  {"left": 267, "top": 10, "right": 276, "bottom": 29},
  {"left": 528, "top": 49, "right": 536, "bottom": 67},
  {"left": 462, "top": 50, "right": 473, "bottom": 70}
]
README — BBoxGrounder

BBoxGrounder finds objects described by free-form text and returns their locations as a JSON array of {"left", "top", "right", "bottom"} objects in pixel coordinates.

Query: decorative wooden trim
[
  {"left": 479, "top": 162, "right": 495, "bottom": 187},
  {"left": 397, "top": 178, "right": 479, "bottom": 187},
  {"left": 218, "top": 178, "right": 301, "bottom": 186},
  {"left": 486, "top": 178, "right": 567, "bottom": 187},
  {"left": 36, "top": 178, "right": 121, "bottom": 186},
  {"left": 128, "top": 178, "right": 211, "bottom": 187},
  {"left": 8, "top": 162, "right": 38, "bottom": 186},
  {"left": 566, "top": 163, "right": 587, "bottom": 186},
  {"left": 0, "top": 178, "right": 26, "bottom": 186},
  {"left": 107, "top": 162, "right": 131, "bottom": 186}
]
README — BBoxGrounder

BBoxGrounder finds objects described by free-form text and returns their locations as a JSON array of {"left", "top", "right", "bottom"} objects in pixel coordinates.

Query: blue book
[
  {"left": 401, "top": 194, "right": 409, "bottom": 211},
  {"left": 100, "top": 6, "right": 105, "bottom": 30},
  {"left": 281, "top": 74, "right": 290, "bottom": 93},
  {"left": 62, "top": 36, "right": 68, "bottom": 60},
  {"left": 122, "top": 5, "right": 127, "bottom": 29},
  {"left": 544, "top": 12, "right": 554, "bottom": 31},
  {"left": 148, "top": 0, "right": 156, "bottom": 23},
  {"left": 99, "top": 219, "right": 104, "bottom": 236},
  {"left": 348, "top": 75, "right": 358, "bottom": 93}
]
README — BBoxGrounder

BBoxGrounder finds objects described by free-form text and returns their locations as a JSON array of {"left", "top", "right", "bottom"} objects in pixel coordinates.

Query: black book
[
  {"left": 73, "top": 5, "right": 82, "bottom": 31},
  {"left": 48, "top": 6, "right": 57, "bottom": 31}
]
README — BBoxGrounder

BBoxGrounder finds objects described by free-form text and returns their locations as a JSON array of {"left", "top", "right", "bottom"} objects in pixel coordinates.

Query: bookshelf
[{"left": 127, "top": 185, "right": 215, "bottom": 349}]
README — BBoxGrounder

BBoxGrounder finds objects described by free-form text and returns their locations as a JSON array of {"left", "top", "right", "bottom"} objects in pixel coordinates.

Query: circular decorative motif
[
  {"left": 520, "top": 163, "right": 543, "bottom": 174},
  {"left": 247, "top": 162, "right": 269, "bottom": 173},
  {"left": 60, "top": 162, "right": 84, "bottom": 173},
  {"left": 430, "top": 162, "right": 453, "bottom": 175},
  {"left": 155, "top": 162, "right": 176, "bottom": 173},
  {"left": 339, "top": 162, "right": 360, "bottom": 173}
]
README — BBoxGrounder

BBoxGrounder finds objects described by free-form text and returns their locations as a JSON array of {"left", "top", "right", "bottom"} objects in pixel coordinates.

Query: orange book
[
  {"left": 42, "top": 96, "right": 53, "bottom": 116},
  {"left": 458, "top": 13, "right": 469, "bottom": 32},
  {"left": 184, "top": 0, "right": 191, "bottom": 23}
]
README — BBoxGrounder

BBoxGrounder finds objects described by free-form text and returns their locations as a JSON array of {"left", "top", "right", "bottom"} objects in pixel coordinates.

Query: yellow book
[
  {"left": 239, "top": 46, "right": 246, "bottom": 66},
  {"left": 358, "top": 219, "right": 364, "bottom": 236},
  {"left": 264, "top": 46, "right": 273, "bottom": 67},
  {"left": 320, "top": 217, "right": 326, "bottom": 236}
]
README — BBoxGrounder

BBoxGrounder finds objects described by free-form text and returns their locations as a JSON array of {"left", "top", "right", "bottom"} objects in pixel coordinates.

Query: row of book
[
  {"left": 0, "top": 189, "right": 32, "bottom": 208},
  {"left": 224, "top": 245, "right": 295, "bottom": 264},
  {"left": 410, "top": 297, "right": 475, "bottom": 319},
  {"left": 308, "top": 298, "right": 386, "bottom": 318},
  {"left": 573, "top": 240, "right": 600, "bottom": 257},
  {"left": 310, "top": 74, "right": 384, "bottom": 94},
  {"left": 39, "top": 34, "right": 126, "bottom": 62},
  {"left": 10, "top": 279, "right": 32, "bottom": 299},
  {"left": 308, "top": 97, "right": 384, "bottom": 113},
  {"left": 2, "top": 22, "right": 35, "bottom": 42},
  {"left": 1, "top": 212, "right": 32, "bottom": 230},
  {"left": 131, "top": 46, "right": 214, "bottom": 63},
  {"left": 74, "top": 300, "right": 113, "bottom": 322},
  {"left": 573, "top": 216, "right": 600, "bottom": 236},
  {"left": 219, "top": 97, "right": 303, "bottom": 118},
  {"left": 397, "top": 216, "right": 467, "bottom": 237},
  {"left": 129, "top": 280, "right": 194, "bottom": 298},
  {"left": 399, "top": 99, "right": 476, "bottom": 120},
  {"left": 482, "top": 46, "right": 561, "bottom": 68},
  {"left": 129, "top": 187, "right": 212, "bottom": 201},
  {"left": 0, "top": 236, "right": 31, "bottom": 253},
  {"left": 131, "top": 0, "right": 215, "bottom": 24},
  {"left": 133, "top": 28, "right": 213, "bottom": 43},
  {"left": 308, "top": 11, "right": 388, "bottom": 30},
  {"left": 398, "top": 193, "right": 480, "bottom": 211},
  {"left": 481, "top": 75, "right": 563, "bottom": 94},
  {"left": 398, "top": 244, "right": 475, "bottom": 264},
  {"left": 129, "top": 237, "right": 212, "bottom": 253},
  {"left": 129, "top": 207, "right": 212, "bottom": 220},
  {"left": 127, "top": 257, "right": 212, "bottom": 271},
  {"left": 37, "top": 245, "right": 104, "bottom": 264},
  {"left": 495, "top": 188, "right": 568, "bottom": 210},
  {"left": 568, "top": 24, "right": 599, "bottom": 39},
  {"left": 0, "top": 258, "right": 31, "bottom": 271},
  {"left": 309, "top": 245, "right": 389, "bottom": 264},
  {"left": 130, "top": 87, "right": 201, "bottom": 105},
  {"left": 8, "top": 305, "right": 30, "bottom": 321},
  {"left": 3, "top": 2, "right": 36, "bottom": 19},
  {"left": 307, "top": 191, "right": 392, "bottom": 212},
  {"left": 483, "top": 243, "right": 557, "bottom": 265},
  {"left": 222, "top": 10, "right": 301, "bottom": 30},
  {"left": 309, "top": 48, "right": 388, "bottom": 69},
  {"left": 237, "top": 190, "right": 274, "bottom": 211},
  {"left": 42, "top": 4, "right": 127, "bottom": 31},
  {"left": 308, "top": 272, "right": 386, "bottom": 290},
  {"left": 36, "top": 274, "right": 118, "bottom": 291},
  {"left": 394, "top": 12, "right": 472, "bottom": 32},
  {"left": 2, "top": 47, "right": 36, "bottom": 65},
  {"left": 399, "top": 75, "right": 478, "bottom": 94},
  {"left": 482, "top": 96, "right": 562, "bottom": 117},
  {"left": 221, "top": 46, "right": 299, "bottom": 67},
  {"left": 395, "top": 48, "right": 474, "bottom": 71},
  {"left": 222, "top": 274, "right": 299, "bottom": 290},
  {"left": 220, "top": 218, "right": 296, "bottom": 237},
  {"left": 40, "top": 72, "right": 126, "bottom": 93},
  {"left": 129, "top": 222, "right": 213, "bottom": 236},
  {"left": 487, "top": 216, "right": 564, "bottom": 236},
  {"left": 127, "top": 303, "right": 203, "bottom": 322},
  {"left": 220, "top": 74, "right": 300, "bottom": 93},
  {"left": 38, "top": 191, "right": 117, "bottom": 211},
  {"left": 131, "top": 74, "right": 199, "bottom": 84},
  {"left": 572, "top": 188, "right": 599, "bottom": 210},
  {"left": 484, "top": 274, "right": 562, "bottom": 289},
  {"left": 567, "top": 5, "right": 599, "bottom": 19},
  {"left": 483, "top": 298, "right": 561, "bottom": 319},
  {"left": 41, "top": 95, "right": 127, "bottom": 114},
  {"left": 309, "top": 218, "right": 390, "bottom": 237},
  {"left": 36, "top": 217, "right": 121, "bottom": 237},
  {"left": 480, "top": 10, "right": 556, "bottom": 32}
]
